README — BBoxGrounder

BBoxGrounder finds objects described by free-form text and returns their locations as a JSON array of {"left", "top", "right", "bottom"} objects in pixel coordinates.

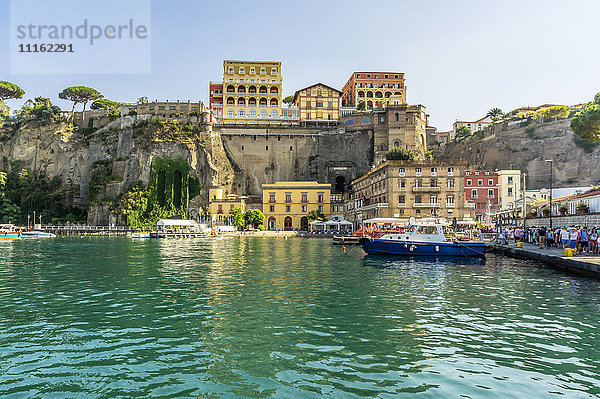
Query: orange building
[{"left": 341, "top": 72, "right": 406, "bottom": 109}]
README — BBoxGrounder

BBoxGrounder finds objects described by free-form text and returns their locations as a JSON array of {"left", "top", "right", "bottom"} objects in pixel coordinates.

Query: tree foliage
[
  {"left": 486, "top": 107, "right": 504, "bottom": 121},
  {"left": 91, "top": 98, "right": 121, "bottom": 110},
  {"left": 307, "top": 208, "right": 326, "bottom": 222},
  {"left": 455, "top": 126, "right": 472, "bottom": 139},
  {"left": 229, "top": 207, "right": 244, "bottom": 228},
  {"left": 571, "top": 93, "right": 600, "bottom": 142},
  {"left": 59, "top": 86, "right": 103, "bottom": 118},
  {"left": 243, "top": 209, "right": 264, "bottom": 228},
  {"left": 386, "top": 147, "right": 419, "bottom": 160},
  {"left": 0, "top": 101, "right": 9, "bottom": 122},
  {"left": 0, "top": 81, "right": 25, "bottom": 101},
  {"left": 283, "top": 95, "right": 294, "bottom": 104},
  {"left": 16, "top": 97, "right": 63, "bottom": 124}
]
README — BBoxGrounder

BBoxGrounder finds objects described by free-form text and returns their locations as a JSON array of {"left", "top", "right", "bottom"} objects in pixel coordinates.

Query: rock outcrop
[{"left": 436, "top": 118, "right": 600, "bottom": 188}]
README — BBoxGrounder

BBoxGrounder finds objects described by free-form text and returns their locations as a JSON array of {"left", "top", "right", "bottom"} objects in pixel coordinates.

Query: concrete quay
[{"left": 490, "top": 242, "right": 600, "bottom": 278}]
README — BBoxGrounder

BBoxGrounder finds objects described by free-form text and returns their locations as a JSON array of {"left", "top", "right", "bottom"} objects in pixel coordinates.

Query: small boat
[
  {"left": 0, "top": 224, "right": 22, "bottom": 240},
  {"left": 128, "top": 232, "right": 151, "bottom": 239},
  {"left": 21, "top": 230, "right": 56, "bottom": 238},
  {"left": 360, "top": 219, "right": 486, "bottom": 257},
  {"left": 332, "top": 235, "right": 361, "bottom": 245}
]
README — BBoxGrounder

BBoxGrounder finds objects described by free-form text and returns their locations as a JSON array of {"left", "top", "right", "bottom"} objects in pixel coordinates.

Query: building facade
[
  {"left": 262, "top": 181, "right": 331, "bottom": 231},
  {"left": 136, "top": 100, "right": 207, "bottom": 119},
  {"left": 464, "top": 170, "right": 499, "bottom": 221},
  {"left": 341, "top": 72, "right": 406, "bottom": 109},
  {"left": 346, "top": 160, "right": 468, "bottom": 228},
  {"left": 452, "top": 115, "right": 493, "bottom": 136},
  {"left": 221, "top": 60, "right": 283, "bottom": 124},
  {"left": 497, "top": 170, "right": 522, "bottom": 210},
  {"left": 373, "top": 105, "right": 429, "bottom": 162},
  {"left": 209, "top": 82, "right": 223, "bottom": 122},
  {"left": 208, "top": 187, "right": 246, "bottom": 216},
  {"left": 292, "top": 83, "right": 341, "bottom": 122}
]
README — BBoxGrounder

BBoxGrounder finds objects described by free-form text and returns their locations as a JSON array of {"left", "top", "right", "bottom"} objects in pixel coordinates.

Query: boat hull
[
  {"left": 361, "top": 238, "right": 486, "bottom": 257},
  {"left": 0, "top": 232, "right": 22, "bottom": 240}
]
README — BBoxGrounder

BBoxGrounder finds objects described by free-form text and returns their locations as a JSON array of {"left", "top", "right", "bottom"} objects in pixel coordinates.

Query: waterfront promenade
[{"left": 492, "top": 242, "right": 600, "bottom": 277}]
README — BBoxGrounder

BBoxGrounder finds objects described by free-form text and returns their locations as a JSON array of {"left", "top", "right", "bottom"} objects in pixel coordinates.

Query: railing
[
  {"left": 413, "top": 203, "right": 441, "bottom": 208},
  {"left": 446, "top": 203, "right": 456, "bottom": 208},
  {"left": 41, "top": 225, "right": 134, "bottom": 231},
  {"left": 412, "top": 187, "right": 441, "bottom": 193}
]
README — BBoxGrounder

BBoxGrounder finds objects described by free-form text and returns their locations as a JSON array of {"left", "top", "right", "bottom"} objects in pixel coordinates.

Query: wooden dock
[{"left": 490, "top": 242, "right": 600, "bottom": 278}]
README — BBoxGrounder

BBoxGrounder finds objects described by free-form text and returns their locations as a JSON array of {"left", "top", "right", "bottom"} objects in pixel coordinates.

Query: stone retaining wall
[{"left": 525, "top": 213, "right": 600, "bottom": 227}]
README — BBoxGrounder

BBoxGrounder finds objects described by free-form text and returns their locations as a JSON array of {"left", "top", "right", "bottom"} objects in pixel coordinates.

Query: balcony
[
  {"left": 446, "top": 203, "right": 456, "bottom": 208},
  {"left": 413, "top": 203, "right": 441, "bottom": 208},
  {"left": 398, "top": 203, "right": 406, "bottom": 208},
  {"left": 412, "top": 187, "right": 441, "bottom": 193},
  {"left": 465, "top": 203, "right": 476, "bottom": 209}
]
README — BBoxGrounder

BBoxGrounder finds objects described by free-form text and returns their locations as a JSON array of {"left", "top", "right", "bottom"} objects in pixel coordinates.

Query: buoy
[{"left": 343, "top": 246, "right": 346, "bottom": 253}]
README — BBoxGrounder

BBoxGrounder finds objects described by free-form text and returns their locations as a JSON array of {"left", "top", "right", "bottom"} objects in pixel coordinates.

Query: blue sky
[{"left": 1, "top": 0, "right": 600, "bottom": 130}]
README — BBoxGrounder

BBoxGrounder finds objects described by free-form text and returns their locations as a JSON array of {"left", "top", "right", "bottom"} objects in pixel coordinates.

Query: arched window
[
  {"left": 271, "top": 110, "right": 278, "bottom": 118},
  {"left": 395, "top": 112, "right": 399, "bottom": 121},
  {"left": 394, "top": 140, "right": 400, "bottom": 148},
  {"left": 260, "top": 110, "right": 267, "bottom": 118},
  {"left": 249, "top": 109, "right": 256, "bottom": 117},
  {"left": 238, "top": 98, "right": 246, "bottom": 106},
  {"left": 345, "top": 119, "right": 354, "bottom": 126},
  {"left": 238, "top": 110, "right": 245, "bottom": 116},
  {"left": 227, "top": 109, "right": 234, "bottom": 117}
]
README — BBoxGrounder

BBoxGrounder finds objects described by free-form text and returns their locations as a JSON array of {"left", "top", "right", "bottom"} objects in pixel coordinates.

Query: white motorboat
[{"left": 21, "top": 230, "right": 56, "bottom": 238}]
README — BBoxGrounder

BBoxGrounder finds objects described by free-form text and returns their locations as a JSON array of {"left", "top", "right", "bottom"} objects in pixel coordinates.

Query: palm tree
[{"left": 487, "top": 107, "right": 504, "bottom": 121}]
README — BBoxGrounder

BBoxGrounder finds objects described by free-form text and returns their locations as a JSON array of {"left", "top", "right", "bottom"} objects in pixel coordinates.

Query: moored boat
[
  {"left": 21, "top": 231, "right": 56, "bottom": 238},
  {"left": 128, "top": 232, "right": 151, "bottom": 239},
  {"left": 0, "top": 224, "right": 22, "bottom": 240},
  {"left": 360, "top": 219, "right": 486, "bottom": 257}
]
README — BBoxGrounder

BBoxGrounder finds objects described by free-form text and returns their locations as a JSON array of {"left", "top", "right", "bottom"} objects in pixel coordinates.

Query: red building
[
  {"left": 209, "top": 81, "right": 223, "bottom": 122},
  {"left": 464, "top": 170, "right": 499, "bottom": 221}
]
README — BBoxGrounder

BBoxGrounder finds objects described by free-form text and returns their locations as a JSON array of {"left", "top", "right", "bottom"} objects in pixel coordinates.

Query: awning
[{"left": 157, "top": 219, "right": 198, "bottom": 227}]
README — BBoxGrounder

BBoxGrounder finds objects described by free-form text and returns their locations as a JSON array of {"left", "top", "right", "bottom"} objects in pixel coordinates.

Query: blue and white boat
[{"left": 360, "top": 219, "right": 486, "bottom": 257}]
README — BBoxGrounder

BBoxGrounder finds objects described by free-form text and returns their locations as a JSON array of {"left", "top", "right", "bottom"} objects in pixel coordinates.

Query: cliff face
[
  {"left": 436, "top": 118, "right": 600, "bottom": 188},
  {"left": 0, "top": 117, "right": 234, "bottom": 224}
]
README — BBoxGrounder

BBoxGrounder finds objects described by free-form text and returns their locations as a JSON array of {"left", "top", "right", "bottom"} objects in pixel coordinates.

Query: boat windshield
[{"left": 415, "top": 225, "right": 438, "bottom": 234}]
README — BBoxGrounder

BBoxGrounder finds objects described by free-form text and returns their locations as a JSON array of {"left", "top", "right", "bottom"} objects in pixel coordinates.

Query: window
[
  {"left": 286, "top": 205, "right": 291, "bottom": 212},
  {"left": 431, "top": 168, "right": 437, "bottom": 176},
  {"left": 485, "top": 171, "right": 490, "bottom": 175},
  {"left": 269, "top": 205, "right": 275, "bottom": 212},
  {"left": 266, "top": 146, "right": 268, "bottom": 151},
  {"left": 301, "top": 192, "right": 308, "bottom": 203},
  {"left": 399, "top": 168, "right": 405, "bottom": 177},
  {"left": 228, "top": 67, "right": 234, "bottom": 73},
  {"left": 467, "top": 180, "right": 472, "bottom": 186},
  {"left": 508, "top": 187, "right": 513, "bottom": 196},
  {"left": 415, "top": 179, "right": 422, "bottom": 187},
  {"left": 269, "top": 193, "right": 275, "bottom": 203},
  {"left": 488, "top": 179, "right": 493, "bottom": 186},
  {"left": 241, "top": 145, "right": 244, "bottom": 151},
  {"left": 477, "top": 179, "right": 483, "bottom": 186},
  {"left": 227, "top": 109, "right": 234, "bottom": 117},
  {"left": 285, "top": 192, "right": 292, "bottom": 203},
  {"left": 271, "top": 68, "right": 277, "bottom": 75},
  {"left": 316, "top": 102, "right": 323, "bottom": 107},
  {"left": 465, "top": 171, "right": 470, "bottom": 176},
  {"left": 318, "top": 205, "right": 324, "bottom": 212},
  {"left": 430, "top": 179, "right": 438, "bottom": 187},
  {"left": 398, "top": 195, "right": 405, "bottom": 204},
  {"left": 472, "top": 189, "right": 478, "bottom": 198},
  {"left": 447, "top": 195, "right": 455, "bottom": 205},
  {"left": 430, "top": 195, "right": 437, "bottom": 204},
  {"left": 415, "top": 195, "right": 422, "bottom": 203},
  {"left": 448, "top": 167, "right": 454, "bottom": 176},
  {"left": 239, "top": 67, "right": 245, "bottom": 74},
  {"left": 508, "top": 176, "right": 514, "bottom": 184},
  {"left": 416, "top": 168, "right": 422, "bottom": 177},
  {"left": 218, "top": 204, "right": 223, "bottom": 213},
  {"left": 238, "top": 110, "right": 245, "bottom": 116},
  {"left": 249, "top": 109, "right": 256, "bottom": 117},
  {"left": 317, "top": 192, "right": 324, "bottom": 203},
  {"left": 447, "top": 179, "right": 455, "bottom": 188},
  {"left": 328, "top": 102, "right": 333, "bottom": 109},
  {"left": 488, "top": 189, "right": 494, "bottom": 198},
  {"left": 302, "top": 205, "right": 307, "bottom": 212},
  {"left": 250, "top": 68, "right": 255, "bottom": 74},
  {"left": 399, "top": 179, "right": 406, "bottom": 189},
  {"left": 475, "top": 171, "right": 480, "bottom": 175}
]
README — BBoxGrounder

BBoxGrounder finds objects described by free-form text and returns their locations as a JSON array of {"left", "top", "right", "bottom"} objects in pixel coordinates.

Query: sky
[{"left": 1, "top": 0, "right": 600, "bottom": 131}]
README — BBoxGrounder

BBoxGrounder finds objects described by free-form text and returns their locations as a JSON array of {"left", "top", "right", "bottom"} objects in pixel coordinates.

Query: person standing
[
  {"left": 560, "top": 227, "right": 570, "bottom": 248},
  {"left": 589, "top": 228, "right": 597, "bottom": 254},
  {"left": 546, "top": 228, "right": 554, "bottom": 248},
  {"left": 569, "top": 228, "right": 579, "bottom": 253},
  {"left": 579, "top": 227, "right": 589, "bottom": 255}
]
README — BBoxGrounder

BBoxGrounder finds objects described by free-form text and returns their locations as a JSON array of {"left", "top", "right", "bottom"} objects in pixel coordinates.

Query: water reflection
[{"left": 0, "top": 237, "right": 598, "bottom": 398}]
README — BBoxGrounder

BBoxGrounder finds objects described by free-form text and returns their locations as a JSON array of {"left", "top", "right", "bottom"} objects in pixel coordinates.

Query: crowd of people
[{"left": 499, "top": 226, "right": 600, "bottom": 255}]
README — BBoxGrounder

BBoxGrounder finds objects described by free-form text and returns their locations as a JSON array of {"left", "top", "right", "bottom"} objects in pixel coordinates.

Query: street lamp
[{"left": 545, "top": 159, "right": 553, "bottom": 229}]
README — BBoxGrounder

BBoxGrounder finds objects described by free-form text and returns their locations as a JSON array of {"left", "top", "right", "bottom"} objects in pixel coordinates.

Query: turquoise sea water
[{"left": 0, "top": 237, "right": 599, "bottom": 398}]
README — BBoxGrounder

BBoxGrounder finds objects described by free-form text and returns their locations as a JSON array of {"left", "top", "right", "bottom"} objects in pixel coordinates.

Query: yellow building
[
  {"left": 262, "top": 181, "right": 331, "bottom": 231},
  {"left": 208, "top": 188, "right": 246, "bottom": 222},
  {"left": 292, "top": 83, "right": 341, "bottom": 122},
  {"left": 222, "top": 60, "right": 283, "bottom": 124}
]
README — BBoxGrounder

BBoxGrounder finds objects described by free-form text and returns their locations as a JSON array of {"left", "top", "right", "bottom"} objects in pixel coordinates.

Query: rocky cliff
[{"left": 436, "top": 118, "right": 600, "bottom": 188}]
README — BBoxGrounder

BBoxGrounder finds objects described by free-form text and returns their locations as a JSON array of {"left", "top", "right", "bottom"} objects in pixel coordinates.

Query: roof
[
  {"left": 292, "top": 83, "right": 342, "bottom": 104},
  {"left": 157, "top": 219, "right": 198, "bottom": 226}
]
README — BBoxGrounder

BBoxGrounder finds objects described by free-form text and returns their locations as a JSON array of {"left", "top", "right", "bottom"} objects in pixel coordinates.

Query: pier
[
  {"left": 491, "top": 242, "right": 600, "bottom": 278},
  {"left": 39, "top": 225, "right": 134, "bottom": 236}
]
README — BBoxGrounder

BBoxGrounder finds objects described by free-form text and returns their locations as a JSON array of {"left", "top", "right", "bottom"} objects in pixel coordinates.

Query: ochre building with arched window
[
  {"left": 221, "top": 60, "right": 283, "bottom": 125},
  {"left": 262, "top": 182, "right": 331, "bottom": 231},
  {"left": 341, "top": 72, "right": 406, "bottom": 109}
]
